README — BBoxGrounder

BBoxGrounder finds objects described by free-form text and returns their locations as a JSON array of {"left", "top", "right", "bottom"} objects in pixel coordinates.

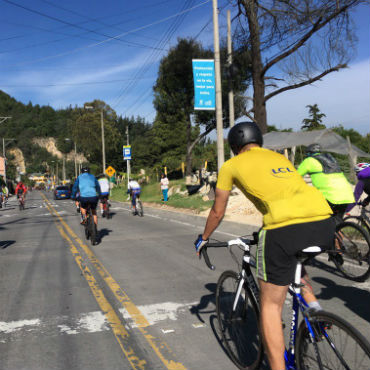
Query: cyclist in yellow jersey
[{"left": 194, "top": 122, "right": 335, "bottom": 370}]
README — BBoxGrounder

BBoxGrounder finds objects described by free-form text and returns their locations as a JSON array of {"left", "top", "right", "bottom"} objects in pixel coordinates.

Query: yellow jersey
[{"left": 216, "top": 147, "right": 332, "bottom": 230}]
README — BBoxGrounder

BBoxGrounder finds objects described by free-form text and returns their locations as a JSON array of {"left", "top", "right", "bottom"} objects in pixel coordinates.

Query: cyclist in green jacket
[{"left": 297, "top": 143, "right": 354, "bottom": 219}]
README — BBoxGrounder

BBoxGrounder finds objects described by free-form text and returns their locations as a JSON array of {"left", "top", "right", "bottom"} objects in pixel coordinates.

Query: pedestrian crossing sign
[{"left": 105, "top": 166, "right": 116, "bottom": 177}]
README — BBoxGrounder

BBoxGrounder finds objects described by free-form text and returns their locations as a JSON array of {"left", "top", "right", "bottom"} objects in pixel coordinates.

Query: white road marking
[
  {"left": 161, "top": 329, "right": 175, "bottom": 334},
  {"left": 0, "top": 301, "right": 204, "bottom": 343},
  {"left": 120, "top": 301, "right": 199, "bottom": 328},
  {"left": 0, "top": 311, "right": 109, "bottom": 343}
]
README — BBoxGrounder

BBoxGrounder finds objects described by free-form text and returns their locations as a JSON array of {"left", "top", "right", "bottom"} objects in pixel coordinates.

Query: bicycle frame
[{"left": 224, "top": 241, "right": 321, "bottom": 370}]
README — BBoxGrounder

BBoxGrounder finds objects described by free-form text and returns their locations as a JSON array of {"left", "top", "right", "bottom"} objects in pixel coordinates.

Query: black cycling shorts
[
  {"left": 327, "top": 201, "right": 349, "bottom": 221},
  {"left": 80, "top": 196, "right": 99, "bottom": 211},
  {"left": 257, "top": 217, "right": 335, "bottom": 286}
]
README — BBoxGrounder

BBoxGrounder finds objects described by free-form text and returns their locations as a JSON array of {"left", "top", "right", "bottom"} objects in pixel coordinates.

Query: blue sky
[{"left": 0, "top": 0, "right": 369, "bottom": 134}]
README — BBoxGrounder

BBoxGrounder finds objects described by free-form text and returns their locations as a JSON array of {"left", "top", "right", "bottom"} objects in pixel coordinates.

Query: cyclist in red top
[{"left": 15, "top": 181, "right": 27, "bottom": 202}]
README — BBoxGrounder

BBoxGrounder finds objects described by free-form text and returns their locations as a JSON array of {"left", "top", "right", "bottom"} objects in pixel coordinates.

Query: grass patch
[{"left": 110, "top": 179, "right": 213, "bottom": 213}]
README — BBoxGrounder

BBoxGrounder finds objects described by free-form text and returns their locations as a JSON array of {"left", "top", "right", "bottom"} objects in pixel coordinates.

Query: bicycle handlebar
[{"left": 201, "top": 233, "right": 259, "bottom": 270}]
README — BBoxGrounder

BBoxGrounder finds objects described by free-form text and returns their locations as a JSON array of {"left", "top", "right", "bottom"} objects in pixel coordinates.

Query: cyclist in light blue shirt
[{"left": 72, "top": 167, "right": 101, "bottom": 226}]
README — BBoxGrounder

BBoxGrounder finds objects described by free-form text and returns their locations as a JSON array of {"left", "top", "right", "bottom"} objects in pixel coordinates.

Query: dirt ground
[{"left": 145, "top": 179, "right": 361, "bottom": 227}]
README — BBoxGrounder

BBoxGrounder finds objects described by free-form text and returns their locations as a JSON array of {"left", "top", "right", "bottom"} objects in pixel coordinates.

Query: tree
[
  {"left": 301, "top": 104, "right": 326, "bottom": 131},
  {"left": 234, "top": 0, "right": 366, "bottom": 133},
  {"left": 153, "top": 38, "right": 251, "bottom": 174}
]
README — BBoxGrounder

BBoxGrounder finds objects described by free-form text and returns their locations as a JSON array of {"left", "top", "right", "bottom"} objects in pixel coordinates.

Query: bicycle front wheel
[
  {"left": 216, "top": 270, "right": 263, "bottom": 370},
  {"left": 334, "top": 221, "right": 370, "bottom": 281},
  {"left": 296, "top": 310, "right": 370, "bottom": 370}
]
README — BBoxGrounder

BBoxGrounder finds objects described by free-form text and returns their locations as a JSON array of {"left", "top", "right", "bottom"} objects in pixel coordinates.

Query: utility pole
[
  {"left": 126, "top": 125, "right": 130, "bottom": 189},
  {"left": 74, "top": 141, "right": 77, "bottom": 179},
  {"left": 101, "top": 110, "right": 106, "bottom": 173},
  {"left": 0, "top": 116, "right": 11, "bottom": 183},
  {"left": 62, "top": 155, "right": 66, "bottom": 183},
  {"left": 227, "top": 10, "right": 235, "bottom": 139},
  {"left": 56, "top": 161, "right": 59, "bottom": 184},
  {"left": 212, "top": 0, "right": 224, "bottom": 171}
]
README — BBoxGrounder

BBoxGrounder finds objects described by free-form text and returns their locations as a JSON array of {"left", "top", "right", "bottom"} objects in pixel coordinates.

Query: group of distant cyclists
[{"left": 194, "top": 121, "right": 370, "bottom": 370}]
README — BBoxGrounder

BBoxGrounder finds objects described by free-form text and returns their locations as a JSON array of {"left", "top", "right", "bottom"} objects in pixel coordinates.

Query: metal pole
[
  {"left": 212, "top": 0, "right": 224, "bottom": 170},
  {"left": 56, "top": 161, "right": 59, "bottom": 184},
  {"left": 101, "top": 110, "right": 106, "bottom": 172},
  {"left": 126, "top": 125, "right": 130, "bottom": 188},
  {"left": 62, "top": 156, "right": 66, "bottom": 183},
  {"left": 2, "top": 137, "right": 6, "bottom": 183},
  {"left": 227, "top": 9, "right": 235, "bottom": 159},
  {"left": 74, "top": 142, "right": 77, "bottom": 179},
  {"left": 0, "top": 117, "right": 11, "bottom": 183}
]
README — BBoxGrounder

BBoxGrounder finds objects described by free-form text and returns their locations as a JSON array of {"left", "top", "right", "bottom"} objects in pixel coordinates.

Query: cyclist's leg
[
  {"left": 79, "top": 198, "right": 88, "bottom": 223},
  {"left": 89, "top": 197, "right": 99, "bottom": 226},
  {"left": 259, "top": 280, "right": 288, "bottom": 370},
  {"left": 132, "top": 192, "right": 137, "bottom": 211}
]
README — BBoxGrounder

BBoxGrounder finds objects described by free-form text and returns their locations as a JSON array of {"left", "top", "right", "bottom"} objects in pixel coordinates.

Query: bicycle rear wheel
[
  {"left": 296, "top": 310, "right": 370, "bottom": 370},
  {"left": 333, "top": 221, "right": 370, "bottom": 281},
  {"left": 88, "top": 214, "right": 97, "bottom": 246},
  {"left": 216, "top": 270, "right": 263, "bottom": 370},
  {"left": 137, "top": 200, "right": 143, "bottom": 217},
  {"left": 343, "top": 215, "right": 370, "bottom": 235}
]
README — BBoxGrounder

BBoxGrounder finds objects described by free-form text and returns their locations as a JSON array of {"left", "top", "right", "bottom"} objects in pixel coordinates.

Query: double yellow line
[{"left": 42, "top": 194, "right": 186, "bottom": 370}]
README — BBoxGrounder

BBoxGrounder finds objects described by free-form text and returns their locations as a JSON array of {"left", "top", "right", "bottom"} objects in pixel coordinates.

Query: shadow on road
[
  {"left": 307, "top": 257, "right": 344, "bottom": 279},
  {"left": 189, "top": 283, "right": 216, "bottom": 323},
  {"left": 313, "top": 276, "right": 370, "bottom": 323},
  {"left": 99, "top": 228, "right": 112, "bottom": 242},
  {"left": 0, "top": 240, "right": 15, "bottom": 249}
]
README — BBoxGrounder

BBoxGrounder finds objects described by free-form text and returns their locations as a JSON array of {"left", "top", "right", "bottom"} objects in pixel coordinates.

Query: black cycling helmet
[
  {"left": 81, "top": 166, "right": 90, "bottom": 173},
  {"left": 306, "top": 143, "right": 322, "bottom": 156},
  {"left": 228, "top": 121, "right": 263, "bottom": 155}
]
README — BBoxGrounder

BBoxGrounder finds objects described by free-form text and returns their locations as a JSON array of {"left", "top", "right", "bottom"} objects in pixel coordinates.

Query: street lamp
[{"left": 85, "top": 105, "right": 106, "bottom": 173}]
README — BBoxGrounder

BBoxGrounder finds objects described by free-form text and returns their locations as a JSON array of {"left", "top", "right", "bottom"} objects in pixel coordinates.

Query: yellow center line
[
  {"left": 42, "top": 194, "right": 186, "bottom": 370},
  {"left": 43, "top": 199, "right": 147, "bottom": 370}
]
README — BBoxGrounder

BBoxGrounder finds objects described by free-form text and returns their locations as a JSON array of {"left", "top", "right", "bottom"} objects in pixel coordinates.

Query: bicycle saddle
[{"left": 296, "top": 246, "right": 322, "bottom": 260}]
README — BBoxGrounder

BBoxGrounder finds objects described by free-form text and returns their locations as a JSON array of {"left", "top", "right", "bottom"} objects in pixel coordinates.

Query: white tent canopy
[{"left": 263, "top": 129, "right": 370, "bottom": 158}]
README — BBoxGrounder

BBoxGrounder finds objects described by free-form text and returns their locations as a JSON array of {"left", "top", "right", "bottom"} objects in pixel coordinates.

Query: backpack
[{"left": 313, "top": 153, "right": 342, "bottom": 174}]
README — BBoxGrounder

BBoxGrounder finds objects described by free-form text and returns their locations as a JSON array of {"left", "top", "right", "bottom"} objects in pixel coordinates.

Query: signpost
[
  {"left": 192, "top": 59, "right": 216, "bottom": 110},
  {"left": 123, "top": 145, "right": 132, "bottom": 160},
  {"left": 123, "top": 145, "right": 131, "bottom": 189}
]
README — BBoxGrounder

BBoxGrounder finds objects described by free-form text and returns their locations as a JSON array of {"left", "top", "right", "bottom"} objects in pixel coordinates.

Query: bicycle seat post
[{"left": 293, "top": 260, "right": 303, "bottom": 294}]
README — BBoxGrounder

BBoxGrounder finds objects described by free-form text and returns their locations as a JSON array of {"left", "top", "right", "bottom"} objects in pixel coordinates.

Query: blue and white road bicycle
[{"left": 201, "top": 235, "right": 370, "bottom": 370}]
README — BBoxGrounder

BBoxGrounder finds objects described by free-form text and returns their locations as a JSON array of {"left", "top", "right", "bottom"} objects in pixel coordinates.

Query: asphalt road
[{"left": 0, "top": 190, "right": 369, "bottom": 370}]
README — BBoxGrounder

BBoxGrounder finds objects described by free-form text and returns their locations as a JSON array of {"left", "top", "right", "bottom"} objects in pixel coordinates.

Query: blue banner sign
[
  {"left": 192, "top": 59, "right": 215, "bottom": 110},
  {"left": 123, "top": 145, "right": 131, "bottom": 160}
]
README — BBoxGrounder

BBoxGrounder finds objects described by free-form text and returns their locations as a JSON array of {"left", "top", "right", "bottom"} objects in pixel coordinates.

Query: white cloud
[{"left": 266, "top": 59, "right": 370, "bottom": 134}]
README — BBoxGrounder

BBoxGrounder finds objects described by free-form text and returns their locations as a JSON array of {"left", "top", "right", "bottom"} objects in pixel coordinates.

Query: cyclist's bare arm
[{"left": 202, "top": 188, "right": 230, "bottom": 240}]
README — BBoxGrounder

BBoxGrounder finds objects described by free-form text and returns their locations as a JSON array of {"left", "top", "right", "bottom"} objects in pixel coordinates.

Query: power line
[
  {"left": 0, "top": 77, "right": 155, "bottom": 88},
  {"left": 114, "top": 0, "right": 198, "bottom": 112},
  {"left": 1, "top": 0, "right": 211, "bottom": 67},
  {"left": 0, "top": 0, "right": 170, "bottom": 52}
]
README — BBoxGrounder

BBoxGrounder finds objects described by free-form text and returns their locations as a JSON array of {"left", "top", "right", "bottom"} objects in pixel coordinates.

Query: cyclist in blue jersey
[{"left": 71, "top": 167, "right": 101, "bottom": 226}]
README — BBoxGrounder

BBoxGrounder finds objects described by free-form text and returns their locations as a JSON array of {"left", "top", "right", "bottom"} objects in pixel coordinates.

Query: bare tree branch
[
  {"left": 188, "top": 125, "right": 215, "bottom": 155},
  {"left": 261, "top": 2, "right": 354, "bottom": 76},
  {"left": 264, "top": 64, "right": 347, "bottom": 102}
]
